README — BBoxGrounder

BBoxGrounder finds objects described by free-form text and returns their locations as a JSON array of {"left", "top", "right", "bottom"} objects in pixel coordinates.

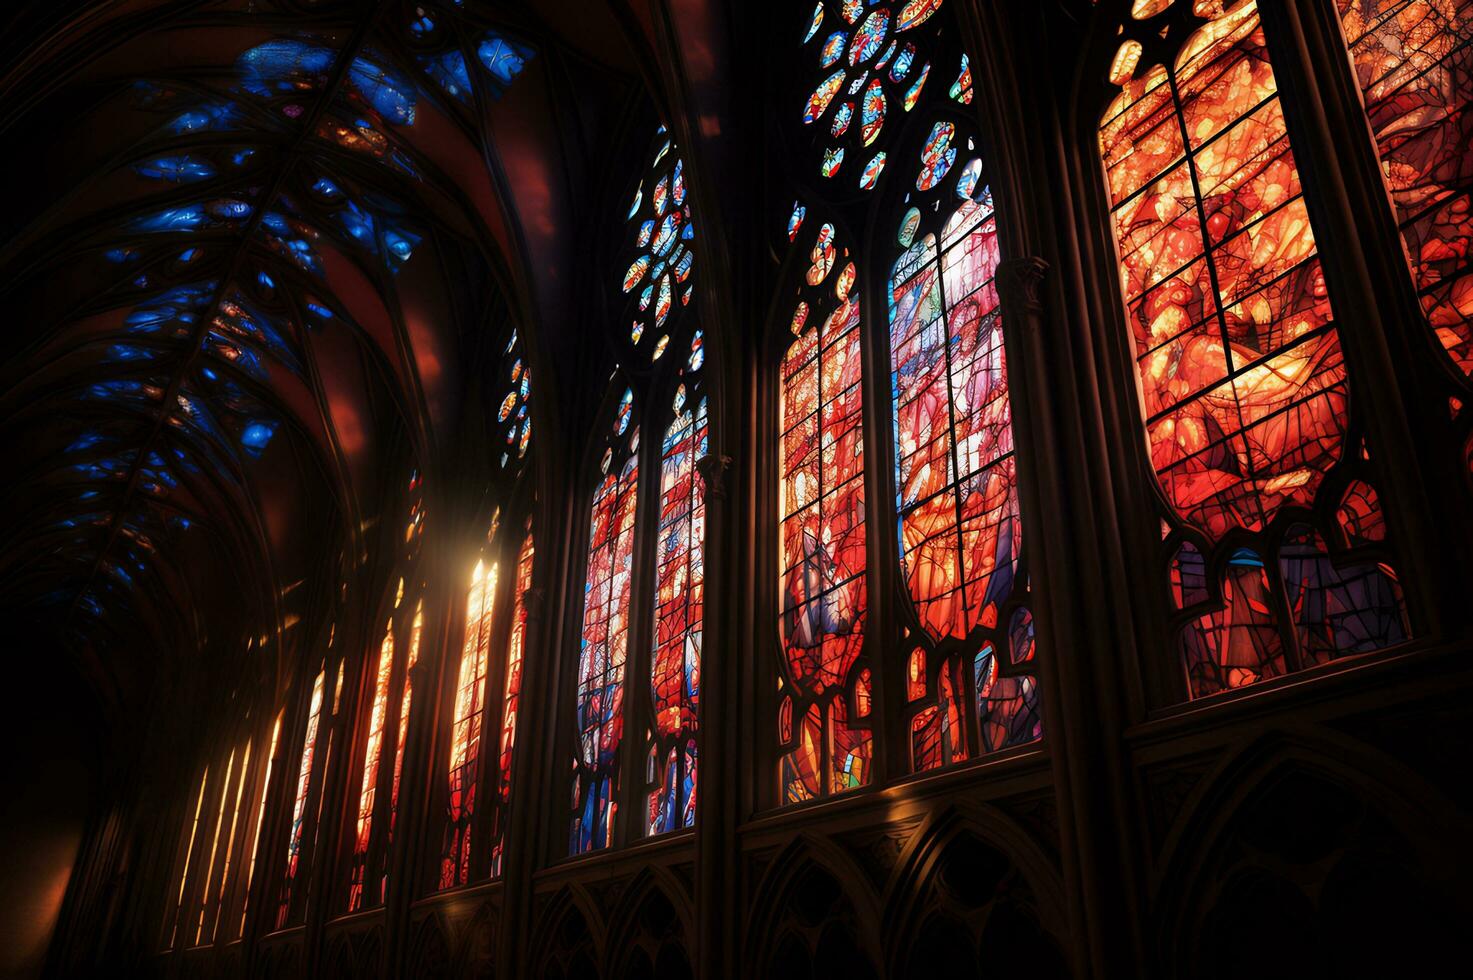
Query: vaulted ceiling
[{"left": 0, "top": 0, "right": 698, "bottom": 743}]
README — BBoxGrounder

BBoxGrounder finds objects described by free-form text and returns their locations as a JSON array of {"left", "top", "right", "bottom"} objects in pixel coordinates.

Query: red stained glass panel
[{"left": 1337, "top": 0, "right": 1473, "bottom": 375}]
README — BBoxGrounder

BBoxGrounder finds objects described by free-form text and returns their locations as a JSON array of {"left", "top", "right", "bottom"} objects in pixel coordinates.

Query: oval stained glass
[
  {"left": 835, "top": 261, "right": 857, "bottom": 301},
  {"left": 859, "top": 151, "right": 887, "bottom": 190},
  {"left": 904, "top": 62, "right": 930, "bottom": 109},
  {"left": 655, "top": 275, "right": 672, "bottom": 327},
  {"left": 804, "top": 70, "right": 847, "bottom": 124},
  {"left": 890, "top": 43, "right": 915, "bottom": 82},
  {"left": 688, "top": 331, "right": 704, "bottom": 370},
  {"left": 955, "top": 157, "right": 982, "bottom": 199},
  {"left": 949, "top": 53, "right": 972, "bottom": 103},
  {"left": 672, "top": 159, "right": 686, "bottom": 205},
  {"left": 804, "top": 2, "right": 824, "bottom": 41},
  {"left": 821, "top": 146, "right": 845, "bottom": 178},
  {"left": 861, "top": 79, "right": 886, "bottom": 145},
  {"left": 917, "top": 121, "right": 956, "bottom": 190},
  {"left": 898, "top": 207, "right": 921, "bottom": 246},
  {"left": 623, "top": 255, "right": 650, "bottom": 293},
  {"left": 653, "top": 212, "right": 680, "bottom": 256},
  {"left": 791, "top": 301, "right": 810, "bottom": 335},
  {"left": 896, "top": 0, "right": 943, "bottom": 31},
  {"left": 831, "top": 101, "right": 854, "bottom": 137},
  {"left": 821, "top": 32, "right": 847, "bottom": 68},
  {"left": 788, "top": 202, "right": 807, "bottom": 241},
  {"left": 848, "top": 9, "right": 890, "bottom": 66},
  {"left": 614, "top": 388, "right": 633, "bottom": 434},
  {"left": 807, "top": 224, "right": 837, "bottom": 285}
]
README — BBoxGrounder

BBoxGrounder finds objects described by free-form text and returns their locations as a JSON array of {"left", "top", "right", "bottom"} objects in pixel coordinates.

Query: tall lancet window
[
  {"left": 440, "top": 326, "right": 533, "bottom": 887},
  {"left": 490, "top": 520, "right": 534, "bottom": 874},
  {"left": 648, "top": 349, "right": 708, "bottom": 834},
  {"left": 1098, "top": 0, "right": 1410, "bottom": 699},
  {"left": 277, "top": 665, "right": 326, "bottom": 929},
  {"left": 347, "top": 619, "right": 394, "bottom": 912},
  {"left": 571, "top": 126, "right": 707, "bottom": 851},
  {"left": 442, "top": 561, "right": 496, "bottom": 888},
  {"left": 776, "top": 0, "right": 1043, "bottom": 802},
  {"left": 347, "top": 474, "right": 426, "bottom": 911},
  {"left": 778, "top": 232, "right": 871, "bottom": 801},
  {"left": 573, "top": 389, "right": 640, "bottom": 853},
  {"left": 887, "top": 132, "right": 1042, "bottom": 769},
  {"left": 1334, "top": 0, "right": 1473, "bottom": 470}
]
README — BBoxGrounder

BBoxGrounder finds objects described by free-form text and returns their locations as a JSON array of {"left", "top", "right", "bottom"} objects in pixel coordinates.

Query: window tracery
[
  {"left": 440, "top": 330, "right": 534, "bottom": 887},
  {"left": 779, "top": 0, "right": 1043, "bottom": 799},
  {"left": 1097, "top": 0, "right": 1411, "bottom": 698},
  {"left": 572, "top": 391, "right": 641, "bottom": 853},
  {"left": 570, "top": 127, "right": 707, "bottom": 851}
]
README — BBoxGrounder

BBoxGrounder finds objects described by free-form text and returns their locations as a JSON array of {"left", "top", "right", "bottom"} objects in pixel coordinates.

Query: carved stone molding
[
  {"left": 997, "top": 256, "right": 1050, "bottom": 316},
  {"left": 696, "top": 453, "right": 733, "bottom": 501}
]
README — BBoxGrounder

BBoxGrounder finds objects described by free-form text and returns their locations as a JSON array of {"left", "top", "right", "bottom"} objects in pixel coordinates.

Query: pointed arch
[{"left": 1090, "top": 0, "right": 1412, "bottom": 700}]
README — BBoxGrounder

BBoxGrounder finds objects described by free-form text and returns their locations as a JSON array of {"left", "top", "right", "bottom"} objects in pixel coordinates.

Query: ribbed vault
[{"left": 0, "top": 0, "right": 647, "bottom": 747}]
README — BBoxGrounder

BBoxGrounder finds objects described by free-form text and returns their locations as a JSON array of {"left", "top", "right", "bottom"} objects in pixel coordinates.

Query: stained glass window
[
  {"left": 1100, "top": 0, "right": 1409, "bottom": 698},
  {"left": 1336, "top": 0, "right": 1473, "bottom": 378},
  {"left": 647, "top": 385, "right": 707, "bottom": 834},
  {"left": 238, "top": 710, "right": 282, "bottom": 937},
  {"left": 277, "top": 667, "right": 325, "bottom": 929},
  {"left": 440, "top": 324, "right": 533, "bottom": 884},
  {"left": 489, "top": 523, "right": 534, "bottom": 875},
  {"left": 778, "top": 221, "right": 871, "bottom": 803},
  {"left": 620, "top": 128, "right": 698, "bottom": 363},
  {"left": 780, "top": 0, "right": 1043, "bottom": 797},
  {"left": 347, "top": 620, "right": 395, "bottom": 911},
  {"left": 888, "top": 137, "right": 1042, "bottom": 770},
  {"left": 386, "top": 599, "right": 422, "bottom": 851},
  {"left": 572, "top": 395, "right": 640, "bottom": 853},
  {"left": 441, "top": 561, "right": 496, "bottom": 889},
  {"left": 495, "top": 331, "right": 533, "bottom": 472}
]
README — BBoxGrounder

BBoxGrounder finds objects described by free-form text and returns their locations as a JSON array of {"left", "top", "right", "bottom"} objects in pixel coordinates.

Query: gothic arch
[
  {"left": 357, "top": 928, "right": 384, "bottom": 978},
  {"left": 406, "top": 912, "right": 453, "bottom": 980},
  {"left": 322, "top": 933, "right": 356, "bottom": 980},
  {"left": 883, "top": 803, "right": 1066, "bottom": 928},
  {"left": 528, "top": 884, "right": 605, "bottom": 980},
  {"left": 1153, "top": 729, "right": 1473, "bottom": 977},
  {"left": 747, "top": 834, "right": 883, "bottom": 980},
  {"left": 452, "top": 901, "right": 499, "bottom": 978},
  {"left": 602, "top": 868, "right": 693, "bottom": 980}
]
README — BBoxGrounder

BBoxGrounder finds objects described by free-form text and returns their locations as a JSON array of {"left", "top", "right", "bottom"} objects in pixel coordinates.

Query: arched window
[
  {"left": 347, "top": 475, "right": 427, "bottom": 911},
  {"left": 572, "top": 390, "right": 641, "bottom": 853},
  {"left": 885, "top": 126, "right": 1041, "bottom": 769},
  {"left": 442, "top": 560, "right": 497, "bottom": 888},
  {"left": 1335, "top": 0, "right": 1473, "bottom": 379},
  {"left": 776, "top": 0, "right": 1043, "bottom": 802},
  {"left": 647, "top": 367, "right": 707, "bottom": 834},
  {"left": 778, "top": 220, "right": 871, "bottom": 802},
  {"left": 1096, "top": 0, "right": 1410, "bottom": 699},
  {"left": 346, "top": 618, "right": 395, "bottom": 911},
  {"left": 440, "top": 328, "right": 534, "bottom": 887},
  {"left": 490, "top": 521, "right": 534, "bottom": 874},
  {"left": 570, "top": 126, "right": 708, "bottom": 851},
  {"left": 277, "top": 665, "right": 326, "bottom": 929}
]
